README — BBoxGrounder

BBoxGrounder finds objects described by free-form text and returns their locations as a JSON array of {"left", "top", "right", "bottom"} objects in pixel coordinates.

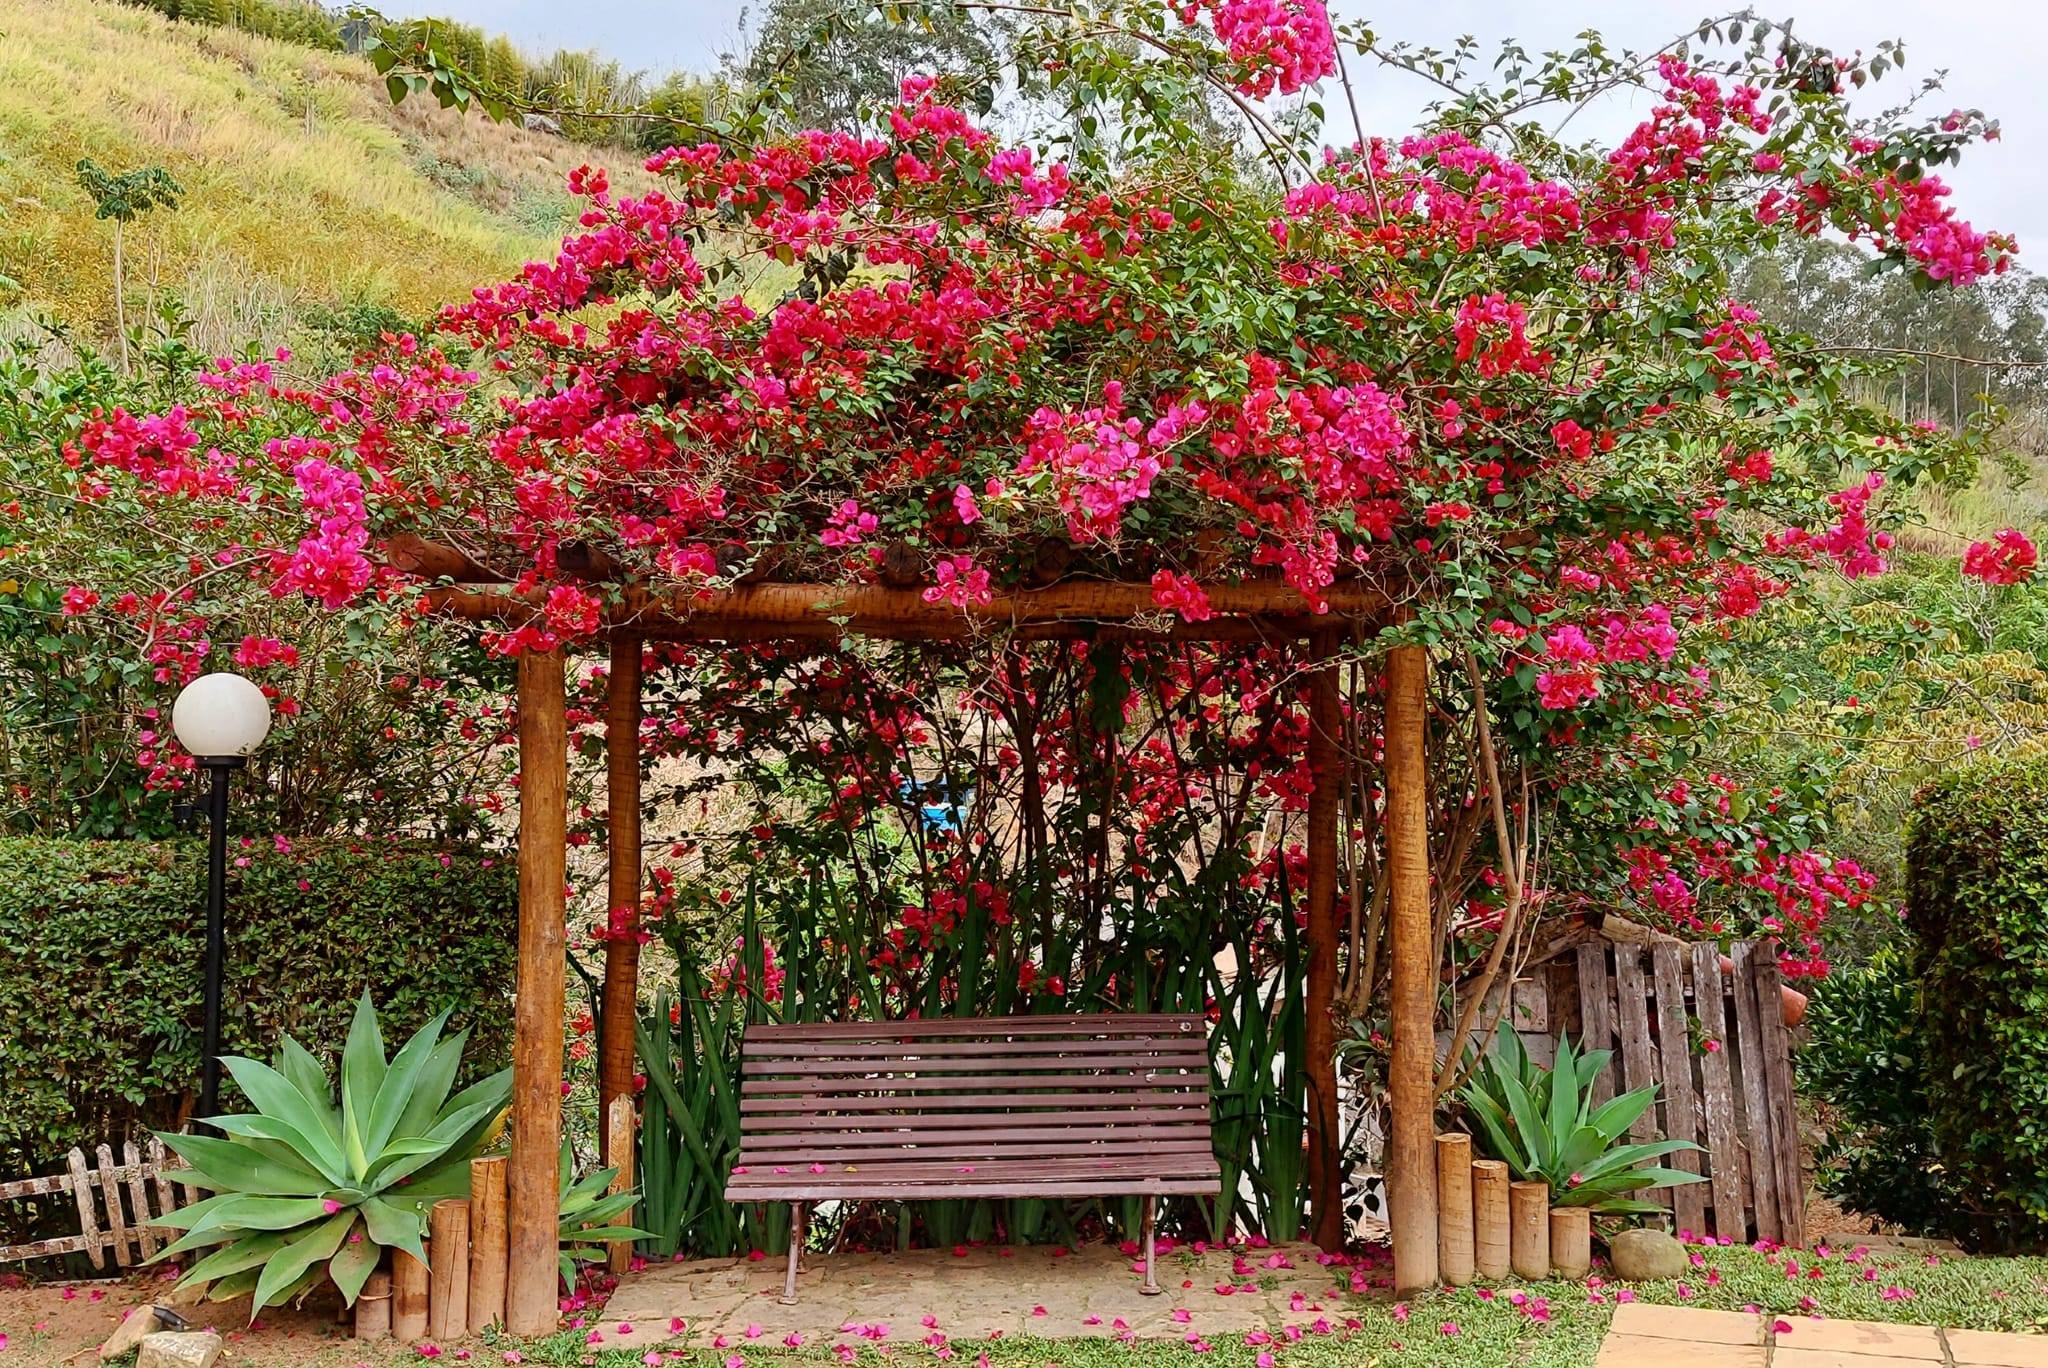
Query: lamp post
[{"left": 170, "top": 672, "right": 271, "bottom": 1120}]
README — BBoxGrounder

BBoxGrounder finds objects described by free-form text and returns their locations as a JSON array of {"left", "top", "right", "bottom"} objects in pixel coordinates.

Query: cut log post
[
  {"left": 599, "top": 633, "right": 643, "bottom": 1168},
  {"left": 1509, "top": 1181, "right": 1550, "bottom": 1280},
  {"left": 429, "top": 1200, "right": 470, "bottom": 1340},
  {"left": 1549, "top": 1206, "right": 1591, "bottom": 1280},
  {"left": 1385, "top": 643, "right": 1440, "bottom": 1291},
  {"left": 354, "top": 1268, "right": 392, "bottom": 1340},
  {"left": 508, "top": 647, "right": 568, "bottom": 1337},
  {"left": 1303, "top": 631, "right": 1344, "bottom": 1252},
  {"left": 468, "top": 1156, "right": 509, "bottom": 1333},
  {"left": 1472, "top": 1160, "right": 1511, "bottom": 1279},
  {"left": 392, "top": 1247, "right": 430, "bottom": 1342},
  {"left": 1436, "top": 1134, "right": 1475, "bottom": 1286},
  {"left": 607, "top": 1094, "right": 638, "bottom": 1276}
]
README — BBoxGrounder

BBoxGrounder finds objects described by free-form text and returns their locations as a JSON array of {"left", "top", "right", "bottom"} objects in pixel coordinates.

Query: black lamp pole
[{"left": 196, "top": 756, "right": 244, "bottom": 1121}]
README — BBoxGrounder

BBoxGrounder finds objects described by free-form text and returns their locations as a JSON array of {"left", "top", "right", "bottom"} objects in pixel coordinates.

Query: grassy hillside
[{"left": 0, "top": 0, "right": 638, "bottom": 354}]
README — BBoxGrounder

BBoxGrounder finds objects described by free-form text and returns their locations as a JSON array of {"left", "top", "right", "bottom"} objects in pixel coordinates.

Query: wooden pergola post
[
  {"left": 1385, "top": 643, "right": 1440, "bottom": 1291},
  {"left": 598, "top": 633, "right": 643, "bottom": 1163},
  {"left": 1303, "top": 631, "right": 1345, "bottom": 1251},
  {"left": 508, "top": 648, "right": 568, "bottom": 1336}
]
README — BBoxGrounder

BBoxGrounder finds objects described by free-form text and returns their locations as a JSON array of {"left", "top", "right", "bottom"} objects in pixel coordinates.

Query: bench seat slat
[
  {"left": 729, "top": 1179, "right": 1220, "bottom": 1195},
  {"left": 743, "top": 1016, "right": 1202, "bottom": 1041},
  {"left": 738, "top": 1128, "right": 1216, "bottom": 1154},
  {"left": 741, "top": 1138, "right": 1212, "bottom": 1163},
  {"left": 740, "top": 1090, "right": 1204, "bottom": 1115},
  {"left": 738, "top": 1107, "right": 1208, "bottom": 1132}
]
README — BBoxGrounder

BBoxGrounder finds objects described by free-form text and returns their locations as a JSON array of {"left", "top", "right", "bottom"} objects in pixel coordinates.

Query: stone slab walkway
[
  {"left": 1599, "top": 1303, "right": 2048, "bottom": 1368},
  {"left": 595, "top": 1241, "right": 1357, "bottom": 1350}
]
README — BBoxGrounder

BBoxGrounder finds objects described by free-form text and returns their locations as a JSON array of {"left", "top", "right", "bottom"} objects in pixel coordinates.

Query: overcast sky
[{"left": 404, "top": 0, "right": 2048, "bottom": 249}]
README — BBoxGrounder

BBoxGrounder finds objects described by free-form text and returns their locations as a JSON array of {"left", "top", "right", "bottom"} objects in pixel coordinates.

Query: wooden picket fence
[
  {"left": 0, "top": 1138, "right": 198, "bottom": 1268},
  {"left": 1484, "top": 936, "right": 1805, "bottom": 1248}
]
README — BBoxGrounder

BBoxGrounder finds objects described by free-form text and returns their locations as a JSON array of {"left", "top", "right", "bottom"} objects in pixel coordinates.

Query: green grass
[
  {"left": 0, "top": 0, "right": 648, "bottom": 355},
  {"left": 434, "top": 1243, "right": 2048, "bottom": 1368}
]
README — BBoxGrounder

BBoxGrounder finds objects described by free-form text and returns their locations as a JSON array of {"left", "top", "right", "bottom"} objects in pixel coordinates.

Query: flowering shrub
[{"left": 41, "top": 9, "right": 2029, "bottom": 1050}]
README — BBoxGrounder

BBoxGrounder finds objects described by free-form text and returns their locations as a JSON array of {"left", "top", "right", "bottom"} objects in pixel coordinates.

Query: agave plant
[
  {"left": 556, "top": 1141, "right": 657, "bottom": 1286},
  {"left": 151, "top": 993, "right": 511, "bottom": 1316},
  {"left": 1457, "top": 1022, "right": 1705, "bottom": 1214}
]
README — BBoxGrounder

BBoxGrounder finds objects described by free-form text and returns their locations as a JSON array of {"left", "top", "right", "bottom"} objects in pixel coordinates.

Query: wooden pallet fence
[
  {"left": 0, "top": 1138, "right": 200, "bottom": 1267},
  {"left": 1458, "top": 938, "right": 1805, "bottom": 1247}
]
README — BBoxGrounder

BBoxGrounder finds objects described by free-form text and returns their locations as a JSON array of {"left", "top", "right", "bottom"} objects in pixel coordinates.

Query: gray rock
[
  {"left": 523, "top": 112, "right": 564, "bottom": 136},
  {"left": 1608, "top": 1227, "right": 1688, "bottom": 1281},
  {"left": 99, "top": 1305, "right": 172, "bottom": 1360},
  {"left": 137, "top": 1331, "right": 223, "bottom": 1368}
]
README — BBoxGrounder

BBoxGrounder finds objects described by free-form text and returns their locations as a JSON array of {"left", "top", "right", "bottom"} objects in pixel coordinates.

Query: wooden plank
[
  {"left": 0, "top": 1171, "right": 76, "bottom": 1202},
  {"left": 738, "top": 1108, "right": 1209, "bottom": 1133},
  {"left": 744, "top": 1059, "right": 1209, "bottom": 1082},
  {"left": 0, "top": 1234, "right": 91, "bottom": 1262},
  {"left": 1576, "top": 942, "right": 1615, "bottom": 1108},
  {"left": 743, "top": 1096, "right": 1206, "bottom": 1117},
  {"left": 96, "top": 1145, "right": 132, "bottom": 1267},
  {"left": 66, "top": 1148, "right": 102, "bottom": 1271},
  {"left": 1610, "top": 948, "right": 1659, "bottom": 1139},
  {"left": 1651, "top": 944, "right": 1707, "bottom": 1237},
  {"left": 745, "top": 1037, "right": 1211, "bottom": 1061},
  {"left": 124, "top": 1142, "right": 159, "bottom": 1259},
  {"left": 147, "top": 1138, "right": 180, "bottom": 1226},
  {"left": 1511, "top": 976, "right": 1549, "bottom": 1033},
  {"left": 728, "top": 1176, "right": 1223, "bottom": 1201},
  {"left": 1753, "top": 943, "right": 1807, "bottom": 1249},
  {"left": 744, "top": 1053, "right": 1207, "bottom": 1078},
  {"left": 745, "top": 1015, "right": 1204, "bottom": 1041},
  {"left": 1692, "top": 942, "right": 1748, "bottom": 1242},
  {"left": 1610, "top": 945, "right": 1667, "bottom": 1209},
  {"left": 742, "top": 1074, "right": 1204, "bottom": 1098},
  {"left": 740, "top": 1137, "right": 1219, "bottom": 1162},
  {"left": 1729, "top": 941, "right": 1782, "bottom": 1243}
]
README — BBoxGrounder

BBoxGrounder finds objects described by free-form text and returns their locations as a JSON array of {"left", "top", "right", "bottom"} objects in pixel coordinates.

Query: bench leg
[
  {"left": 1139, "top": 1194, "right": 1161, "bottom": 1296},
  {"left": 780, "top": 1202, "right": 805, "bottom": 1305}
]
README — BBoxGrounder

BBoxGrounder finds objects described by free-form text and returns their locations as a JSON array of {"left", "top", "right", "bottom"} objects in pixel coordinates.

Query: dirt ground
[{"left": 0, "top": 1268, "right": 416, "bottom": 1368}]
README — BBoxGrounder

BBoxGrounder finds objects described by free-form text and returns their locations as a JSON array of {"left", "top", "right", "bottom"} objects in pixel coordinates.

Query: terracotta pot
[{"left": 1720, "top": 954, "right": 1808, "bottom": 1028}]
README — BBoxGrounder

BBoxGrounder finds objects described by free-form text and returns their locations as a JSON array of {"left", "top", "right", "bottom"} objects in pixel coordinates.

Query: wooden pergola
[{"left": 406, "top": 543, "right": 1443, "bottom": 1332}]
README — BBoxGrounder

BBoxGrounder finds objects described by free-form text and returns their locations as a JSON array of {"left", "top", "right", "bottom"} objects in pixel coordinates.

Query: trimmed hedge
[
  {"left": 0, "top": 837, "right": 515, "bottom": 1176},
  {"left": 1904, "top": 756, "right": 2048, "bottom": 1248}
]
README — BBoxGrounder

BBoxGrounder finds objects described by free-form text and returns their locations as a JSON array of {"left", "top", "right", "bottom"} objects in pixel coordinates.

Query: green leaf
[
  {"left": 340, "top": 991, "right": 389, "bottom": 1176},
  {"left": 326, "top": 1219, "right": 380, "bottom": 1305},
  {"left": 251, "top": 1209, "right": 355, "bottom": 1317},
  {"left": 157, "top": 1132, "right": 327, "bottom": 1198}
]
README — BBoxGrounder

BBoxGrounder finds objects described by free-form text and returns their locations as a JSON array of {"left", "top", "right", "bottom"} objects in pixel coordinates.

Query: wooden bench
[{"left": 726, "top": 1013, "right": 1220, "bottom": 1302}]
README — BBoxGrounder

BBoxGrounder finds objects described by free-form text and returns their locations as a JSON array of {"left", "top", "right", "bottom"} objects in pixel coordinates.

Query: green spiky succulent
[
  {"left": 151, "top": 992, "right": 510, "bottom": 1316},
  {"left": 1459, "top": 1021, "right": 1707, "bottom": 1215}
]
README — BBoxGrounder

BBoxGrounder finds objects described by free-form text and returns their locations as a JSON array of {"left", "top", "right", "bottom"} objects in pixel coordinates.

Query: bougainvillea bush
[{"left": 25, "top": 0, "right": 2038, "bottom": 1235}]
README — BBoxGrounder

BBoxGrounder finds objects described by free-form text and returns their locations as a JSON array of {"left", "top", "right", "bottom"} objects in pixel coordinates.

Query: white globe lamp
[{"left": 172, "top": 672, "right": 272, "bottom": 760}]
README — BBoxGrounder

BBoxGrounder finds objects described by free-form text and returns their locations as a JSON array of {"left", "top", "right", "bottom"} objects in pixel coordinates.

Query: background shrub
[
  {"left": 1902, "top": 755, "right": 2048, "bottom": 1250},
  {"left": 1799, "top": 943, "right": 1964, "bottom": 1235},
  {"left": 0, "top": 836, "right": 516, "bottom": 1182}
]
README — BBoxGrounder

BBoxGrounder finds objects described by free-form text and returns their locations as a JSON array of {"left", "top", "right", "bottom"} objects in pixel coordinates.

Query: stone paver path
[
  {"left": 1599, "top": 1303, "right": 2048, "bottom": 1368},
  {"left": 596, "top": 1241, "right": 1357, "bottom": 1349}
]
